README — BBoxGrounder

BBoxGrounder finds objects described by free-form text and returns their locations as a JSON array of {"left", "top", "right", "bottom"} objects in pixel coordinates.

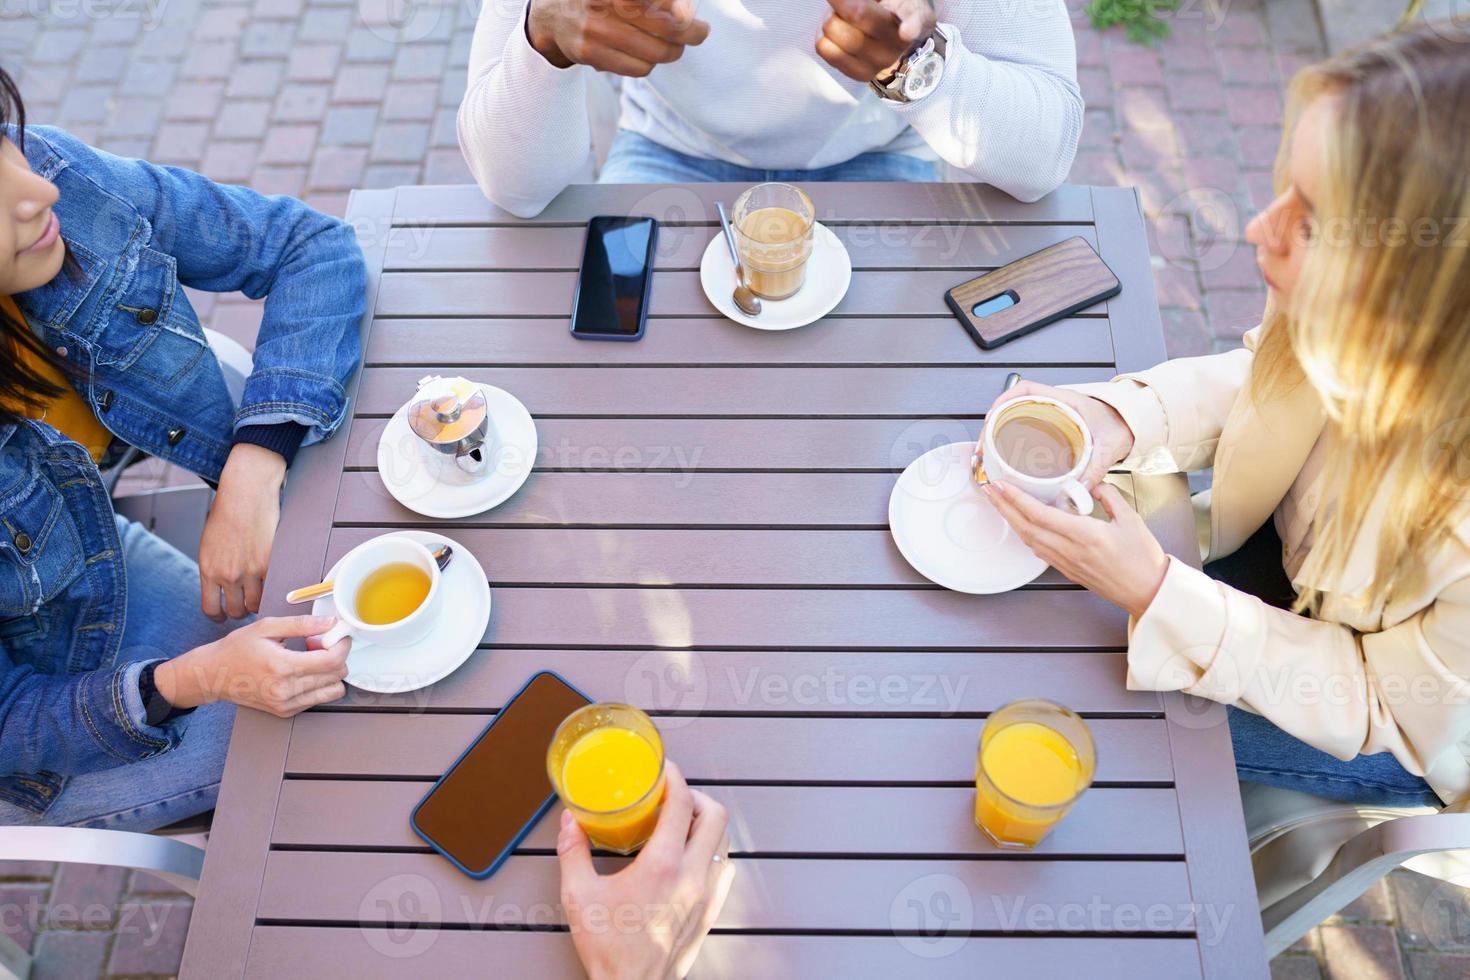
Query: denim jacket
[{"left": 0, "top": 126, "right": 365, "bottom": 813}]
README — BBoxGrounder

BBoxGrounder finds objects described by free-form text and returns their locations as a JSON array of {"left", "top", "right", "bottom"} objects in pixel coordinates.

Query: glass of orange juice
[
  {"left": 547, "top": 703, "right": 666, "bottom": 855},
  {"left": 975, "top": 699, "right": 1095, "bottom": 849}
]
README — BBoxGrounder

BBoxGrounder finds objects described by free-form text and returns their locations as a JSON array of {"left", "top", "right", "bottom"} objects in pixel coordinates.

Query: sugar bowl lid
[{"left": 407, "top": 375, "right": 488, "bottom": 449}]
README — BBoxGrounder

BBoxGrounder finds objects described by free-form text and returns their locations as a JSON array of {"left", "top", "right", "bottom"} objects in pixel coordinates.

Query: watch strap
[
  {"left": 869, "top": 28, "right": 947, "bottom": 104},
  {"left": 138, "top": 661, "right": 195, "bottom": 728}
]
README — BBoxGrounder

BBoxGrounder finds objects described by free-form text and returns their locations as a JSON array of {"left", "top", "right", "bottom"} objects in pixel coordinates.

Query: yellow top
[{"left": 1, "top": 296, "right": 112, "bottom": 462}]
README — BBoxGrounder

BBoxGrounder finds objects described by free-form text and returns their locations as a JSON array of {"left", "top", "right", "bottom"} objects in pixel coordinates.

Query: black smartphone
[
  {"left": 410, "top": 671, "right": 592, "bottom": 879},
  {"left": 570, "top": 215, "right": 658, "bottom": 341}
]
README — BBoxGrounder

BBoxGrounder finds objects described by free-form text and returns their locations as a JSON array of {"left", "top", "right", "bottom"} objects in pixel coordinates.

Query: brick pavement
[{"left": 1, "top": 0, "right": 1469, "bottom": 976}]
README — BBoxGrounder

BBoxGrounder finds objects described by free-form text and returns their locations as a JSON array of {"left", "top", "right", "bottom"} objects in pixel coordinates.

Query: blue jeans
[
  {"left": 598, "top": 130, "right": 938, "bottom": 183},
  {"left": 1207, "top": 522, "right": 1440, "bottom": 807},
  {"left": 0, "top": 516, "right": 236, "bottom": 831},
  {"left": 1228, "top": 707, "right": 1440, "bottom": 807}
]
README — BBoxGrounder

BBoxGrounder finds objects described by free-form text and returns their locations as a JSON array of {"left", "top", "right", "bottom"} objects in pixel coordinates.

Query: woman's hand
[
  {"left": 154, "top": 615, "right": 350, "bottom": 718},
  {"left": 982, "top": 381, "right": 1136, "bottom": 488},
  {"left": 558, "top": 761, "right": 734, "bottom": 980},
  {"left": 199, "top": 443, "right": 286, "bottom": 621},
  {"left": 984, "top": 481, "right": 1169, "bottom": 619}
]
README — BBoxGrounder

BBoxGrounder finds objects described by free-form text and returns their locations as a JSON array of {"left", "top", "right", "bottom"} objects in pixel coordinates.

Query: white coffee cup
[
  {"left": 319, "top": 536, "right": 443, "bottom": 649},
  {"left": 976, "top": 395, "right": 1094, "bottom": 514}
]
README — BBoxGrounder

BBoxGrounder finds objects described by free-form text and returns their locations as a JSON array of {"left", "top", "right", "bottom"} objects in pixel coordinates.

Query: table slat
[
  {"left": 363, "top": 316, "right": 1116, "bottom": 366},
  {"left": 275, "top": 782, "right": 1183, "bottom": 855},
  {"left": 384, "top": 223, "right": 1100, "bottom": 271},
  {"left": 247, "top": 930, "right": 1204, "bottom": 980},
  {"left": 332, "top": 649, "right": 1159, "bottom": 713},
  {"left": 284, "top": 715, "right": 1169, "bottom": 782},
  {"left": 355, "top": 365, "right": 1113, "bottom": 416},
  {"left": 326, "top": 526, "right": 1081, "bottom": 587},
  {"left": 390, "top": 182, "right": 1099, "bottom": 226},
  {"left": 258, "top": 853, "right": 1193, "bottom": 933},
  {"left": 375, "top": 270, "right": 1114, "bottom": 318}
]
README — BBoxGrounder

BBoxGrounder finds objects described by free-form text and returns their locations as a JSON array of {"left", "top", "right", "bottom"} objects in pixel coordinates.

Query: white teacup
[
  {"left": 319, "top": 536, "right": 443, "bottom": 649},
  {"left": 977, "top": 396, "right": 1094, "bottom": 514}
]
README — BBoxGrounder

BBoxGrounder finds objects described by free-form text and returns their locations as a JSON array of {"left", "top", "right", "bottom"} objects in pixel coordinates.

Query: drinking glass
[
  {"left": 975, "top": 699, "right": 1096, "bottom": 849},
  {"left": 547, "top": 703, "right": 666, "bottom": 854},
  {"left": 731, "top": 182, "right": 815, "bottom": 300}
]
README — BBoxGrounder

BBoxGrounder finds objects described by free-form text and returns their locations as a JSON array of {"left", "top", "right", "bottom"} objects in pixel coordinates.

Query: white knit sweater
[{"left": 460, "top": 1, "right": 1084, "bottom": 217}]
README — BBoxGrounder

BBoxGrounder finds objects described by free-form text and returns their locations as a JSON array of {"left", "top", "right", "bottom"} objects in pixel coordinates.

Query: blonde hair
[{"left": 1252, "top": 23, "right": 1470, "bottom": 614}]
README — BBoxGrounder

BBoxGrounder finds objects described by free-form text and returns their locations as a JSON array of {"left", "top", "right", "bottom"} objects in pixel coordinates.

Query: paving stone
[
  {"left": 0, "top": 862, "right": 58, "bottom": 881},
  {"left": 1405, "top": 951, "right": 1470, "bottom": 980},
  {"left": 1269, "top": 954, "right": 1322, "bottom": 980},
  {"left": 31, "top": 929, "right": 109, "bottom": 980},
  {"left": 288, "top": 42, "right": 342, "bottom": 81},
  {"left": 1392, "top": 869, "right": 1470, "bottom": 952},
  {"left": 273, "top": 82, "right": 331, "bottom": 122},
  {"left": 1227, "top": 86, "right": 1285, "bottom": 127},
  {"left": 1205, "top": 288, "right": 1268, "bottom": 339},
  {"left": 308, "top": 146, "right": 369, "bottom": 189},
  {"left": 215, "top": 100, "right": 272, "bottom": 140},
  {"left": 1319, "top": 924, "right": 1407, "bottom": 980},
  {"left": 252, "top": 164, "right": 308, "bottom": 197},
  {"left": 383, "top": 81, "right": 441, "bottom": 121},
  {"left": 48, "top": 864, "right": 126, "bottom": 929},
  {"left": 152, "top": 122, "right": 211, "bottom": 163},
  {"left": 165, "top": 81, "right": 226, "bottom": 121},
  {"left": 332, "top": 64, "right": 391, "bottom": 103},
  {"left": 370, "top": 121, "right": 430, "bottom": 163},
  {"left": 106, "top": 900, "right": 191, "bottom": 976},
  {"left": 321, "top": 105, "right": 380, "bottom": 146},
  {"left": 0, "top": 883, "right": 49, "bottom": 953},
  {"left": 1339, "top": 879, "right": 1396, "bottom": 924},
  {"left": 260, "top": 124, "right": 320, "bottom": 164}
]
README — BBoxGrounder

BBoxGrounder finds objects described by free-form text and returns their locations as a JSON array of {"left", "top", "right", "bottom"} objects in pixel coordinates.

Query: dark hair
[{"left": 1, "top": 64, "right": 75, "bottom": 423}]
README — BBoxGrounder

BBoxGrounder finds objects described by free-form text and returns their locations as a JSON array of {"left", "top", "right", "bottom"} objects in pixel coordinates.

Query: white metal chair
[{"left": 1244, "top": 781, "right": 1470, "bottom": 956}]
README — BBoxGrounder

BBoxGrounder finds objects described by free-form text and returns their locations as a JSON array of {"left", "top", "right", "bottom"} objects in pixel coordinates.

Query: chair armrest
[
  {"left": 0, "top": 827, "right": 205, "bottom": 897},
  {"left": 1260, "top": 811, "right": 1470, "bottom": 957}
]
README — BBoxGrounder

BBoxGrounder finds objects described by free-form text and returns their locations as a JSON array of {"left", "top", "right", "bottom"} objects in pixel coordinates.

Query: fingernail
[{"left": 560, "top": 810, "right": 574, "bottom": 830}]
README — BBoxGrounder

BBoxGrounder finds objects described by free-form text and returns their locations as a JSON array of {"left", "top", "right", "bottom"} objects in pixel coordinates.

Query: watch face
[{"left": 902, "top": 54, "right": 943, "bottom": 101}]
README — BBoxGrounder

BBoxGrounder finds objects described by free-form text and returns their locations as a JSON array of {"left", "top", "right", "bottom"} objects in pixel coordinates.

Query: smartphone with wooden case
[{"left": 945, "top": 237, "right": 1121, "bottom": 350}]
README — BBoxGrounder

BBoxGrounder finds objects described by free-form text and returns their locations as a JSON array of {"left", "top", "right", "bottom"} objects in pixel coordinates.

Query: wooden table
[{"left": 181, "top": 182, "right": 1266, "bottom": 978}]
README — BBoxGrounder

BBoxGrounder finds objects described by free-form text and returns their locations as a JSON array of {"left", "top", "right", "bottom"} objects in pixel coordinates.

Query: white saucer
[
  {"left": 376, "top": 383, "right": 536, "bottom": 519},
  {"left": 315, "top": 530, "right": 490, "bottom": 694},
  {"left": 889, "top": 442, "right": 1048, "bottom": 594},
  {"left": 698, "top": 222, "right": 852, "bottom": 331}
]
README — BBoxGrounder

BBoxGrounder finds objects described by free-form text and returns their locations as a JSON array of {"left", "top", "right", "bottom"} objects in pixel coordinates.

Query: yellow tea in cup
[
  {"left": 548, "top": 704, "right": 666, "bottom": 854},
  {"left": 975, "top": 700, "right": 1095, "bottom": 849},
  {"left": 354, "top": 562, "right": 431, "bottom": 625}
]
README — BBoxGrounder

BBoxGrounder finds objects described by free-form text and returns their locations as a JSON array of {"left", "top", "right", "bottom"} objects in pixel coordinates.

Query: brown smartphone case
[{"left": 944, "top": 236, "right": 1121, "bottom": 350}]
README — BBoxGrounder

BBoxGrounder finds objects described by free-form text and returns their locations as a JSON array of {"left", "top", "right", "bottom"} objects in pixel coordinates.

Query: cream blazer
[{"left": 1068, "top": 327, "right": 1470, "bottom": 805}]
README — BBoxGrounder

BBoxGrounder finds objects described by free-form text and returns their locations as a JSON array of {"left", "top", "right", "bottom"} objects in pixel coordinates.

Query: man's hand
[
  {"left": 527, "top": 0, "right": 709, "bottom": 77},
  {"left": 154, "top": 615, "right": 351, "bottom": 718},
  {"left": 818, "top": 0, "right": 936, "bottom": 83},
  {"left": 199, "top": 443, "right": 286, "bottom": 621},
  {"left": 558, "top": 762, "right": 734, "bottom": 980}
]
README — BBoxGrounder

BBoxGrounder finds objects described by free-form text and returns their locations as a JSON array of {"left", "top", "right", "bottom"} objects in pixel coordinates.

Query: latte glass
[{"left": 732, "top": 182, "right": 815, "bottom": 300}]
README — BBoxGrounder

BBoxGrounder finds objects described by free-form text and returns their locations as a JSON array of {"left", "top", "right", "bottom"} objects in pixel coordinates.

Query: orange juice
[
  {"left": 975, "top": 702, "right": 1095, "bottom": 849},
  {"left": 549, "top": 705, "right": 666, "bottom": 854}
]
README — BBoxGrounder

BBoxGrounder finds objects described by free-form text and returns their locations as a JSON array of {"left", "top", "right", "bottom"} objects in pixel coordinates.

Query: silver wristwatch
[{"left": 870, "top": 29, "right": 948, "bottom": 104}]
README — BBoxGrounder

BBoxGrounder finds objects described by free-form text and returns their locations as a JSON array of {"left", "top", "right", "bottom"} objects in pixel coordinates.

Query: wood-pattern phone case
[{"left": 945, "top": 236, "right": 1121, "bottom": 350}]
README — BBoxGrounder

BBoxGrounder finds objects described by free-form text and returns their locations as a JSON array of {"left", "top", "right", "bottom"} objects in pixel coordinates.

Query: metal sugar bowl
[{"left": 407, "top": 375, "right": 496, "bottom": 480}]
